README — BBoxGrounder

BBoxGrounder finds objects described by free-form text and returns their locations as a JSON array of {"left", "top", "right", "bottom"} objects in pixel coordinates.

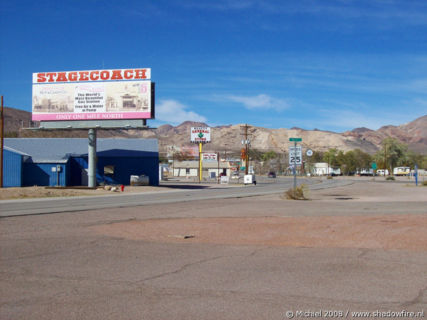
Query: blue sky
[{"left": 1, "top": 0, "right": 426, "bottom": 132}]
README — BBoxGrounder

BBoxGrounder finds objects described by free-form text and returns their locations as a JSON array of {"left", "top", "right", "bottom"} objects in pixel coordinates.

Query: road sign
[
  {"left": 289, "top": 146, "right": 302, "bottom": 165},
  {"left": 306, "top": 149, "right": 313, "bottom": 157},
  {"left": 371, "top": 162, "right": 377, "bottom": 170},
  {"left": 289, "top": 137, "right": 302, "bottom": 142}
]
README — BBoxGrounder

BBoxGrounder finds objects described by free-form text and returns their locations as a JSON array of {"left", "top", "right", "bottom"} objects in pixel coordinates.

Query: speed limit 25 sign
[{"left": 289, "top": 146, "right": 302, "bottom": 165}]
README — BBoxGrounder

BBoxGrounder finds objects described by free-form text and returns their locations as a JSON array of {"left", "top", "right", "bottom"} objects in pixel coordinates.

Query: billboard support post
[{"left": 88, "top": 128, "right": 97, "bottom": 188}]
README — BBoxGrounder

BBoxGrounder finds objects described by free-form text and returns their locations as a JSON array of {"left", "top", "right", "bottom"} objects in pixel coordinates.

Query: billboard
[
  {"left": 32, "top": 68, "right": 154, "bottom": 121},
  {"left": 190, "top": 127, "right": 211, "bottom": 143}
]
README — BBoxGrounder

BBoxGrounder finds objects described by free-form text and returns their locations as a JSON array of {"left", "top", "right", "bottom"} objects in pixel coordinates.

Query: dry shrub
[{"left": 283, "top": 185, "right": 308, "bottom": 200}]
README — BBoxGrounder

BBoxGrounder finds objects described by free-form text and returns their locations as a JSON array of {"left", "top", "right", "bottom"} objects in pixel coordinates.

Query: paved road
[
  {"left": 0, "top": 177, "right": 352, "bottom": 217},
  {"left": 1, "top": 180, "right": 426, "bottom": 320}
]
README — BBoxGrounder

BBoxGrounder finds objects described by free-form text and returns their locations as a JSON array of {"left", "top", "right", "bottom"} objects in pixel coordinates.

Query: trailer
[{"left": 393, "top": 167, "right": 410, "bottom": 176}]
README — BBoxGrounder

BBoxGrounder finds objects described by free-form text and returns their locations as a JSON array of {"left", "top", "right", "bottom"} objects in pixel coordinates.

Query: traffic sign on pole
[{"left": 289, "top": 146, "right": 302, "bottom": 165}]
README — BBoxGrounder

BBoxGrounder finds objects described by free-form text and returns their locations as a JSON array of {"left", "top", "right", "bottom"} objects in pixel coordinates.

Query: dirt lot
[
  {"left": 91, "top": 180, "right": 427, "bottom": 252},
  {"left": 0, "top": 185, "right": 174, "bottom": 200}
]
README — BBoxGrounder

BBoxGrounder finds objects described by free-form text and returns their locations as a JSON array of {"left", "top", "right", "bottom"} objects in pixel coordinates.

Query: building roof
[
  {"left": 4, "top": 146, "right": 31, "bottom": 157},
  {"left": 173, "top": 160, "right": 231, "bottom": 169},
  {"left": 4, "top": 138, "right": 158, "bottom": 163}
]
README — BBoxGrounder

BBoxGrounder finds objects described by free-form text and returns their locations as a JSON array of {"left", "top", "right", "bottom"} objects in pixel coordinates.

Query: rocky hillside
[
  {"left": 2, "top": 107, "right": 426, "bottom": 155},
  {"left": 342, "top": 115, "right": 427, "bottom": 154}
]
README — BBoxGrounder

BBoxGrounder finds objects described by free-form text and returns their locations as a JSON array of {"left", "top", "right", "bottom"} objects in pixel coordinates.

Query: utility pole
[
  {"left": 224, "top": 143, "right": 229, "bottom": 161},
  {"left": 384, "top": 142, "right": 388, "bottom": 176},
  {"left": 240, "top": 124, "right": 251, "bottom": 175},
  {"left": 217, "top": 151, "right": 220, "bottom": 184}
]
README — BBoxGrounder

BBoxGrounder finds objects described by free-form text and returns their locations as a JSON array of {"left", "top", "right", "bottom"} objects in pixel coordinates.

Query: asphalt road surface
[
  {"left": 1, "top": 179, "right": 426, "bottom": 320},
  {"left": 0, "top": 177, "right": 351, "bottom": 217}
]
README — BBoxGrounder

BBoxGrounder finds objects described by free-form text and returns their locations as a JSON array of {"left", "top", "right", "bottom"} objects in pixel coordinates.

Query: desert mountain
[{"left": 2, "top": 107, "right": 426, "bottom": 155}]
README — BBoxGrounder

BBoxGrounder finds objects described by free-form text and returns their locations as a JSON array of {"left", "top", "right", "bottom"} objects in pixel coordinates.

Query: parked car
[
  {"left": 268, "top": 171, "right": 276, "bottom": 178},
  {"left": 231, "top": 172, "right": 240, "bottom": 179},
  {"left": 359, "top": 169, "right": 374, "bottom": 176}
]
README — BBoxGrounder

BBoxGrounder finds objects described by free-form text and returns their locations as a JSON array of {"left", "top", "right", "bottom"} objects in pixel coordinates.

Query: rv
[
  {"left": 376, "top": 169, "right": 389, "bottom": 176},
  {"left": 393, "top": 167, "right": 410, "bottom": 176}
]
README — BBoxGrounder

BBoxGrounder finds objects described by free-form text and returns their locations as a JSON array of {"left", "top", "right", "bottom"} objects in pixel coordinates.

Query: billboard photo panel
[{"left": 32, "top": 68, "right": 154, "bottom": 121}]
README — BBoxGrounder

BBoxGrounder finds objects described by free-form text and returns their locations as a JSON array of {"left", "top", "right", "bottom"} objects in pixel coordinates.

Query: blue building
[{"left": 3, "top": 138, "right": 159, "bottom": 187}]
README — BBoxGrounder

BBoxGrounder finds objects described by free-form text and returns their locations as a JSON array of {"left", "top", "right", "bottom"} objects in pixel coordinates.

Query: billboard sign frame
[{"left": 32, "top": 68, "right": 154, "bottom": 122}]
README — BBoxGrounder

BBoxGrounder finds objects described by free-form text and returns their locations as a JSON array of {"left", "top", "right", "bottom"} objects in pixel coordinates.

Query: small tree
[{"left": 375, "top": 138, "right": 408, "bottom": 172}]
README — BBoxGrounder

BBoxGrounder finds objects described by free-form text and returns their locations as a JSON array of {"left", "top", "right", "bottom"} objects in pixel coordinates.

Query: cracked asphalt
[{"left": 1, "top": 179, "right": 426, "bottom": 320}]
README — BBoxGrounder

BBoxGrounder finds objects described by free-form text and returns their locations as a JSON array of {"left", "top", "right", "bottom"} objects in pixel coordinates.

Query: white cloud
[
  {"left": 156, "top": 99, "right": 207, "bottom": 124},
  {"left": 227, "top": 94, "right": 290, "bottom": 111}
]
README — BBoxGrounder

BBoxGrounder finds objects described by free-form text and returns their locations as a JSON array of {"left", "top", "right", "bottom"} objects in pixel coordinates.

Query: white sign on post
[
  {"left": 202, "top": 153, "right": 217, "bottom": 161},
  {"left": 289, "top": 146, "right": 302, "bottom": 165},
  {"left": 190, "top": 127, "right": 211, "bottom": 143}
]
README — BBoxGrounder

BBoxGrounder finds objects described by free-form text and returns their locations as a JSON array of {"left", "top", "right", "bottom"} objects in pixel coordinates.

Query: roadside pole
[
  {"left": 415, "top": 164, "right": 418, "bottom": 186},
  {"left": 0, "top": 96, "right": 3, "bottom": 188},
  {"left": 293, "top": 140, "right": 297, "bottom": 189},
  {"left": 289, "top": 137, "right": 302, "bottom": 190},
  {"left": 88, "top": 128, "right": 97, "bottom": 188},
  {"left": 191, "top": 127, "right": 211, "bottom": 183},
  {"left": 199, "top": 142, "right": 202, "bottom": 183},
  {"left": 217, "top": 152, "right": 220, "bottom": 184}
]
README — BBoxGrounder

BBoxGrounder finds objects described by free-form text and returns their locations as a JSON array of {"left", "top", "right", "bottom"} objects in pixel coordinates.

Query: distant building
[
  {"left": 3, "top": 138, "right": 159, "bottom": 187},
  {"left": 312, "top": 162, "right": 341, "bottom": 176},
  {"left": 172, "top": 160, "right": 234, "bottom": 179}
]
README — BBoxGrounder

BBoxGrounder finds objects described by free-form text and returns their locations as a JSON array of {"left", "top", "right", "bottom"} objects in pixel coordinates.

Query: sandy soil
[
  {"left": 0, "top": 185, "right": 174, "bottom": 200},
  {"left": 91, "top": 180, "right": 427, "bottom": 251},
  {"left": 92, "top": 215, "right": 427, "bottom": 251}
]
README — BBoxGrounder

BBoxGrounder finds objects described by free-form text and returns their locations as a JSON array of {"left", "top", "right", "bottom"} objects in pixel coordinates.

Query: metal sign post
[
  {"left": 199, "top": 142, "right": 203, "bottom": 183},
  {"left": 190, "top": 127, "right": 211, "bottom": 183},
  {"left": 289, "top": 138, "right": 302, "bottom": 190},
  {"left": 415, "top": 164, "right": 418, "bottom": 186}
]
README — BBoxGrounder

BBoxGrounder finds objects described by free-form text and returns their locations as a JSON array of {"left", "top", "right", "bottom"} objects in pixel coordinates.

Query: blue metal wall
[
  {"left": 3, "top": 149, "right": 23, "bottom": 187},
  {"left": 23, "top": 163, "right": 68, "bottom": 187},
  {"left": 70, "top": 150, "right": 159, "bottom": 186},
  {"left": 97, "top": 155, "right": 159, "bottom": 186},
  {"left": 69, "top": 157, "right": 88, "bottom": 186}
]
